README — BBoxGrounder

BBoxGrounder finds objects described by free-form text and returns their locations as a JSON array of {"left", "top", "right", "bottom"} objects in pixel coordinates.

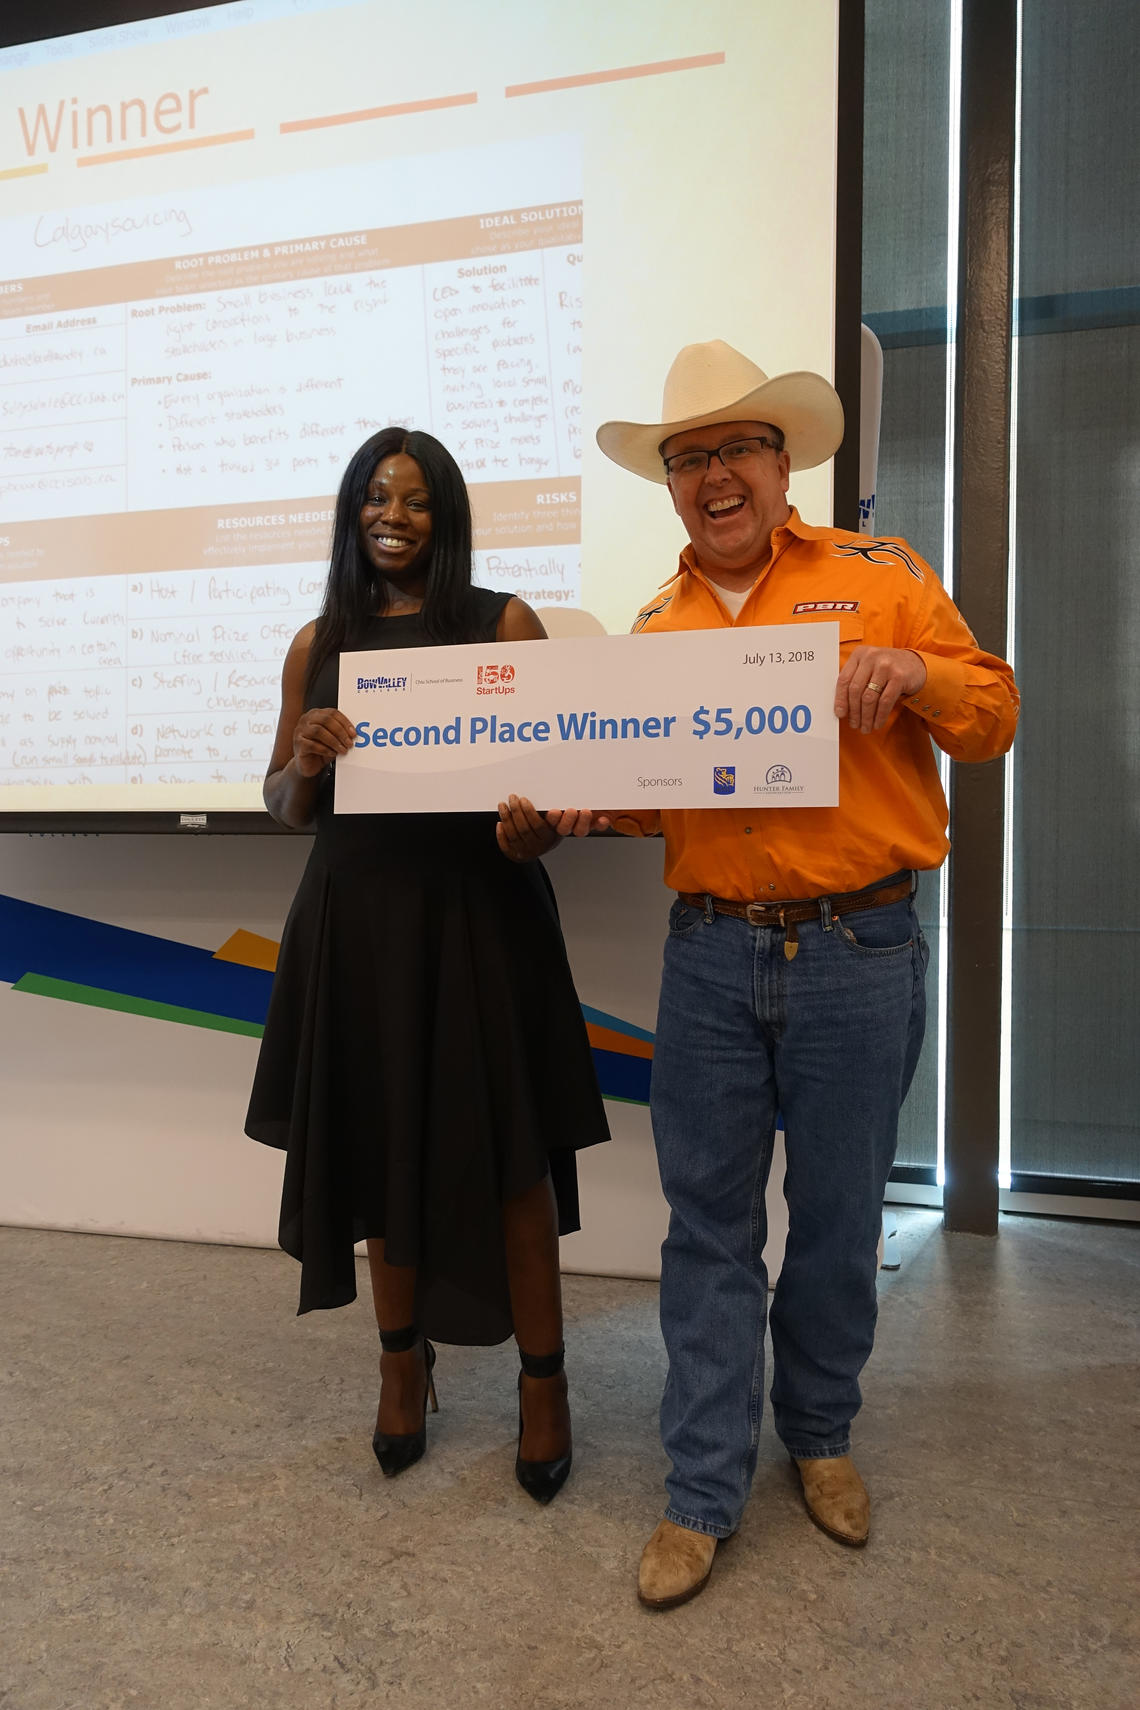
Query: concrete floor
[{"left": 1, "top": 1211, "right": 1137, "bottom": 1710}]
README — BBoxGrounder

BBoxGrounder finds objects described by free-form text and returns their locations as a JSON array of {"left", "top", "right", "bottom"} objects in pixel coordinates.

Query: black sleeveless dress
[{"left": 246, "top": 590, "right": 610, "bottom": 1341}]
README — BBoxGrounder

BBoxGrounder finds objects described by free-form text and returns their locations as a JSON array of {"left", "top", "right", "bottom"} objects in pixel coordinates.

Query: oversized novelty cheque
[{"left": 335, "top": 624, "right": 839, "bottom": 813}]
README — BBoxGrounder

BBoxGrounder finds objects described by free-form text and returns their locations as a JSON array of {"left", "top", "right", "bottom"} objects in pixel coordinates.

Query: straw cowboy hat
[{"left": 596, "top": 340, "right": 844, "bottom": 483}]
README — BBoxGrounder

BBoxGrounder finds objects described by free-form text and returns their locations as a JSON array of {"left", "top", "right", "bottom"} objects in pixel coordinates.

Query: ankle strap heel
[
  {"left": 518, "top": 1345, "right": 565, "bottom": 1381},
  {"left": 515, "top": 1345, "right": 571, "bottom": 1505},
  {"left": 378, "top": 1323, "right": 419, "bottom": 1354}
]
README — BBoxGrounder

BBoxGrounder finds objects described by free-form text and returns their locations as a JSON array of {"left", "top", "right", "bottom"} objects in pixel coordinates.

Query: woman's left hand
[{"left": 496, "top": 796, "right": 593, "bottom": 861}]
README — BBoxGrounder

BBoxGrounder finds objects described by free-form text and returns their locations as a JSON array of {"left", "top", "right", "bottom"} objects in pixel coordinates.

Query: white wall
[
  {"left": 0, "top": 831, "right": 794, "bottom": 1281},
  {"left": 1, "top": 833, "right": 306, "bottom": 1248}
]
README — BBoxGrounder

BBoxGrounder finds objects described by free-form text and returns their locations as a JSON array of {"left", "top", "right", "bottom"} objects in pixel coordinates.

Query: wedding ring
[{"left": 867, "top": 680, "right": 884, "bottom": 693}]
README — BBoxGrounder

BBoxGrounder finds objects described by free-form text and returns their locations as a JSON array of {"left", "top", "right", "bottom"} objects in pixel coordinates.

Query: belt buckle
[{"left": 745, "top": 901, "right": 773, "bottom": 926}]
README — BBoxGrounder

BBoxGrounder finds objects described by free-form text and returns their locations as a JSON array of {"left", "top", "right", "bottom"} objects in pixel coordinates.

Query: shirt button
[
  {"left": 744, "top": 826, "right": 752, "bottom": 835},
  {"left": 769, "top": 883, "right": 776, "bottom": 891}
]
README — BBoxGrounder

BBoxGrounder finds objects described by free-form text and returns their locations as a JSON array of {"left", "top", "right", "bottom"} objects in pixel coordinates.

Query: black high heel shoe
[
  {"left": 515, "top": 1346, "right": 572, "bottom": 1505},
  {"left": 372, "top": 1326, "right": 438, "bottom": 1478}
]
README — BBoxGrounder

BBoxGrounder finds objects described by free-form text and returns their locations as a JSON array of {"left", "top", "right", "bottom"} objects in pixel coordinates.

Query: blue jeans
[{"left": 651, "top": 887, "right": 928, "bottom": 1538}]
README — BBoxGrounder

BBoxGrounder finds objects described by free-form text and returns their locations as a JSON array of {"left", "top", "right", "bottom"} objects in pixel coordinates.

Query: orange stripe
[
  {"left": 213, "top": 928, "right": 280, "bottom": 974},
  {"left": 281, "top": 91, "right": 477, "bottom": 134},
  {"left": 505, "top": 51, "right": 724, "bottom": 99},
  {"left": 586, "top": 1022, "right": 654, "bottom": 1061},
  {"left": 0, "top": 162, "right": 49, "bottom": 181},
  {"left": 77, "top": 128, "right": 254, "bottom": 168}
]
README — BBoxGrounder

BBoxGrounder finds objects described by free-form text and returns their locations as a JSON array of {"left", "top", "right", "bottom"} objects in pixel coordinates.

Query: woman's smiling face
[{"left": 358, "top": 453, "right": 433, "bottom": 587}]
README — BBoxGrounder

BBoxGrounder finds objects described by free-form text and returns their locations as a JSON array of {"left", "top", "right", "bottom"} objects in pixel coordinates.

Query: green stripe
[
  {"left": 11, "top": 973, "right": 643, "bottom": 1083},
  {"left": 12, "top": 973, "right": 264, "bottom": 1038}
]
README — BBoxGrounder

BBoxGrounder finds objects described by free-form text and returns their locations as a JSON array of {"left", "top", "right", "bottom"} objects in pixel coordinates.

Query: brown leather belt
[{"left": 676, "top": 874, "right": 913, "bottom": 960}]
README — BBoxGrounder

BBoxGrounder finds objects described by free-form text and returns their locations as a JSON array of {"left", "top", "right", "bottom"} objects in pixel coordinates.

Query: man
[{"left": 593, "top": 340, "right": 1020, "bottom": 1608}]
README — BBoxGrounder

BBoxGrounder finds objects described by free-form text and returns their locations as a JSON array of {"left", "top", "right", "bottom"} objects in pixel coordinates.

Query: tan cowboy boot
[
  {"left": 794, "top": 1454, "right": 870, "bottom": 1546},
  {"left": 637, "top": 1518, "right": 718, "bottom": 1610}
]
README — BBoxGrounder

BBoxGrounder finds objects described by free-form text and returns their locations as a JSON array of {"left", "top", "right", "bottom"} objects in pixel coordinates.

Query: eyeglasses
[{"left": 662, "top": 436, "right": 784, "bottom": 479}]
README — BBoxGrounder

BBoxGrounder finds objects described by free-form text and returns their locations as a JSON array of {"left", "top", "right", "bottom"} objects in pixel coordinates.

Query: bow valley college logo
[
  {"left": 713, "top": 765, "right": 736, "bottom": 795},
  {"left": 765, "top": 763, "right": 793, "bottom": 785},
  {"left": 475, "top": 662, "right": 516, "bottom": 696}
]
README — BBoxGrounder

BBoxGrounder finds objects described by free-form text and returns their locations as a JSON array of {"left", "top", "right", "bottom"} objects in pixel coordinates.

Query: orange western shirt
[{"left": 619, "top": 508, "right": 1020, "bottom": 901}]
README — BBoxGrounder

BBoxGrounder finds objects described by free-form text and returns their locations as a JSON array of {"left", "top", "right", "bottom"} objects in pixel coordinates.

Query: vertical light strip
[
  {"left": 936, "top": 0, "right": 965, "bottom": 1189},
  {"left": 942, "top": 0, "right": 963, "bottom": 607},
  {"left": 998, "top": 0, "right": 1024, "bottom": 1193}
]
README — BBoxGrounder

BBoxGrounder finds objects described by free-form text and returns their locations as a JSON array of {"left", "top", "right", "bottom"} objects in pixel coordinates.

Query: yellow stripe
[{"left": 0, "top": 162, "right": 49, "bottom": 181}]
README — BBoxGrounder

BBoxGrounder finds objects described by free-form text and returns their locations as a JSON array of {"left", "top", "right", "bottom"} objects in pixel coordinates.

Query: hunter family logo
[
  {"left": 475, "top": 662, "right": 516, "bottom": 697},
  {"left": 753, "top": 764, "right": 803, "bottom": 795}
]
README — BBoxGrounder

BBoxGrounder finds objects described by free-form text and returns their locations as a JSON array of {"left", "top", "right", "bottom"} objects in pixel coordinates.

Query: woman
[{"left": 246, "top": 427, "right": 609, "bottom": 1503}]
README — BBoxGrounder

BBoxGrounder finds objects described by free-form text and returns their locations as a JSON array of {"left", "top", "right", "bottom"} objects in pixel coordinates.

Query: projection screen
[{"left": 0, "top": 0, "right": 844, "bottom": 823}]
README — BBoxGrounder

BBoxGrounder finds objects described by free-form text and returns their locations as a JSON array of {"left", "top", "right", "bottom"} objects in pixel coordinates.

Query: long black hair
[{"left": 305, "top": 427, "right": 479, "bottom": 696}]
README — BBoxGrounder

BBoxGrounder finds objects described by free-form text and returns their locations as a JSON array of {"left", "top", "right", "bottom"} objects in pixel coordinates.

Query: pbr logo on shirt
[{"left": 713, "top": 766, "right": 736, "bottom": 795}]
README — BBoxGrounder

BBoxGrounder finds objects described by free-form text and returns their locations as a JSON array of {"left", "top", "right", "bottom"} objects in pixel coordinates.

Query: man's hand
[
  {"left": 496, "top": 797, "right": 607, "bottom": 861},
  {"left": 834, "top": 647, "right": 927, "bottom": 734}
]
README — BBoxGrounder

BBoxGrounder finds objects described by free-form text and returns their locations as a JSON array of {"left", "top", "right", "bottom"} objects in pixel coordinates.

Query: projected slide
[
  {"left": 0, "top": 0, "right": 839, "bottom": 813},
  {"left": 1, "top": 142, "right": 582, "bottom": 791}
]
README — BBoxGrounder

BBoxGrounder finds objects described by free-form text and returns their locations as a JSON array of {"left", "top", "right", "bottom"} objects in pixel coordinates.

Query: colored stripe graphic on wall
[
  {"left": 0, "top": 894, "right": 273, "bottom": 1030},
  {"left": 0, "top": 894, "right": 653, "bottom": 1103},
  {"left": 13, "top": 972, "right": 264, "bottom": 1037}
]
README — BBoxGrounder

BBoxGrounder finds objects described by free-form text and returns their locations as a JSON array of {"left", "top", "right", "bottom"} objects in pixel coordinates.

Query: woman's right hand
[{"left": 292, "top": 707, "right": 358, "bottom": 778}]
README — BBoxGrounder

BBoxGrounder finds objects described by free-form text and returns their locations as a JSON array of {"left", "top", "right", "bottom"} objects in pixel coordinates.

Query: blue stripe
[
  {"left": 0, "top": 894, "right": 273, "bottom": 1026},
  {"left": 590, "top": 1046, "right": 652, "bottom": 1106},
  {"left": 580, "top": 1003, "right": 656, "bottom": 1045}
]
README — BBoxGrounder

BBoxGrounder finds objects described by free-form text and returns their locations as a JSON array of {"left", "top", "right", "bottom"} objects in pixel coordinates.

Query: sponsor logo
[
  {"left": 766, "top": 763, "right": 793, "bottom": 785},
  {"left": 713, "top": 765, "right": 736, "bottom": 795},
  {"left": 356, "top": 674, "right": 408, "bottom": 692},
  {"left": 475, "top": 661, "right": 516, "bottom": 697},
  {"left": 792, "top": 600, "right": 860, "bottom": 615}
]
